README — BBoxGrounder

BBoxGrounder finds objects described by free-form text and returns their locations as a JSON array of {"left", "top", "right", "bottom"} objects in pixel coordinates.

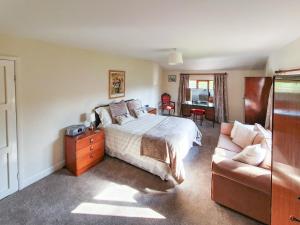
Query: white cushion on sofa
[
  {"left": 231, "top": 120, "right": 254, "bottom": 139},
  {"left": 233, "top": 144, "right": 267, "bottom": 166},
  {"left": 231, "top": 122, "right": 258, "bottom": 148}
]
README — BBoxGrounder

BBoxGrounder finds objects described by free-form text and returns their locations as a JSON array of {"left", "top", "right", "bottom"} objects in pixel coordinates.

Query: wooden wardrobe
[
  {"left": 244, "top": 77, "right": 272, "bottom": 125},
  {"left": 272, "top": 75, "right": 300, "bottom": 225}
]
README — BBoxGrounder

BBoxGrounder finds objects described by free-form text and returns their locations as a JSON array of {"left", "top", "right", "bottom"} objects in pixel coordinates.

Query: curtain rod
[
  {"left": 275, "top": 68, "right": 300, "bottom": 74},
  {"left": 180, "top": 72, "right": 227, "bottom": 76}
]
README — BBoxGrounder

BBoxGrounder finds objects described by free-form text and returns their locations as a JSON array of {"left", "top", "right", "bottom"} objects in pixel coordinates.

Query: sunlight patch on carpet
[
  {"left": 93, "top": 183, "right": 138, "bottom": 203},
  {"left": 71, "top": 202, "right": 166, "bottom": 219}
]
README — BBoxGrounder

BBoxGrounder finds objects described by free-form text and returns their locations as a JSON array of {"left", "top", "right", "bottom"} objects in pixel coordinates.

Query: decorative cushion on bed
[
  {"left": 133, "top": 107, "right": 148, "bottom": 118},
  {"left": 232, "top": 122, "right": 258, "bottom": 148},
  {"left": 127, "top": 99, "right": 143, "bottom": 116},
  {"left": 109, "top": 100, "right": 129, "bottom": 123},
  {"left": 115, "top": 114, "right": 135, "bottom": 125},
  {"left": 232, "top": 144, "right": 267, "bottom": 166},
  {"left": 95, "top": 107, "right": 112, "bottom": 127}
]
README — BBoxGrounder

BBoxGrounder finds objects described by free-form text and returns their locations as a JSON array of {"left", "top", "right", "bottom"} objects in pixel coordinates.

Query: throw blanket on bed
[{"left": 141, "top": 116, "right": 201, "bottom": 183}]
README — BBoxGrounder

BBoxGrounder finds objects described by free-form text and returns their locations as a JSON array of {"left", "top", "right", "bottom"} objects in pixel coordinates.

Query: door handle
[{"left": 290, "top": 216, "right": 300, "bottom": 223}]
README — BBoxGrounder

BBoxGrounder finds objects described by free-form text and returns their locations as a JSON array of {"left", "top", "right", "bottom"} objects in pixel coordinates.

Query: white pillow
[
  {"left": 231, "top": 120, "right": 254, "bottom": 139},
  {"left": 230, "top": 120, "right": 240, "bottom": 139},
  {"left": 231, "top": 122, "right": 258, "bottom": 148},
  {"left": 254, "top": 123, "right": 272, "bottom": 139},
  {"left": 95, "top": 107, "right": 112, "bottom": 127},
  {"left": 233, "top": 144, "right": 267, "bottom": 166},
  {"left": 259, "top": 138, "right": 272, "bottom": 169},
  {"left": 115, "top": 114, "right": 135, "bottom": 125},
  {"left": 133, "top": 107, "right": 147, "bottom": 118}
]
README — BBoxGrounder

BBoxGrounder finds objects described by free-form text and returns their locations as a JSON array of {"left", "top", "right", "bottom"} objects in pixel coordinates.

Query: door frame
[{"left": 0, "top": 56, "right": 21, "bottom": 196}]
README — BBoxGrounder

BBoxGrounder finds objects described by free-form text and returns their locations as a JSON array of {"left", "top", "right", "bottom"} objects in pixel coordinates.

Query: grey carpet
[{"left": 0, "top": 121, "right": 263, "bottom": 225}]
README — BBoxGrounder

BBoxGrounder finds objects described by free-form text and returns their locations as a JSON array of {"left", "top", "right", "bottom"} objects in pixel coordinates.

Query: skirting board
[{"left": 18, "top": 160, "right": 65, "bottom": 190}]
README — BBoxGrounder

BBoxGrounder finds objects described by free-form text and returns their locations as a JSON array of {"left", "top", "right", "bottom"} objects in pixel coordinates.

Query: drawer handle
[
  {"left": 90, "top": 138, "right": 94, "bottom": 143},
  {"left": 290, "top": 216, "right": 300, "bottom": 223}
]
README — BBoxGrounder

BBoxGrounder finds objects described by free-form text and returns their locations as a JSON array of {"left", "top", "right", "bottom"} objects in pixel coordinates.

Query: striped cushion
[
  {"left": 127, "top": 99, "right": 142, "bottom": 116},
  {"left": 109, "top": 100, "right": 129, "bottom": 123}
]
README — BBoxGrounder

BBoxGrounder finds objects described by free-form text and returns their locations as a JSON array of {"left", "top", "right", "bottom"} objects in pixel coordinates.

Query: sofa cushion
[
  {"left": 258, "top": 138, "right": 272, "bottom": 170},
  {"left": 232, "top": 144, "right": 267, "bottom": 166},
  {"left": 254, "top": 123, "right": 272, "bottom": 138},
  {"left": 214, "top": 147, "right": 238, "bottom": 159},
  {"left": 220, "top": 123, "right": 234, "bottom": 136},
  {"left": 212, "top": 154, "right": 271, "bottom": 194},
  {"left": 230, "top": 121, "right": 254, "bottom": 139},
  {"left": 217, "top": 134, "right": 243, "bottom": 153},
  {"left": 252, "top": 123, "right": 272, "bottom": 170},
  {"left": 232, "top": 123, "right": 258, "bottom": 148}
]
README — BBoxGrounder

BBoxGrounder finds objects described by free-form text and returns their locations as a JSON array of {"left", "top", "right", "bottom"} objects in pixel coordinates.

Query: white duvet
[{"left": 104, "top": 114, "right": 201, "bottom": 180}]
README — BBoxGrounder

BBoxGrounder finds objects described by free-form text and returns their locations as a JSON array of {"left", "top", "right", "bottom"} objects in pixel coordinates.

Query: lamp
[{"left": 168, "top": 49, "right": 183, "bottom": 65}]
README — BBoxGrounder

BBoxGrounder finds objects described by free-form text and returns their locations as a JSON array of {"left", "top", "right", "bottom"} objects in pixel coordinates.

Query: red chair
[
  {"left": 161, "top": 93, "right": 175, "bottom": 115},
  {"left": 191, "top": 108, "right": 205, "bottom": 125}
]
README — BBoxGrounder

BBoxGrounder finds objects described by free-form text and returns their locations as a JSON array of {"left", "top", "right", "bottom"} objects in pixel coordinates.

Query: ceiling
[{"left": 1, "top": 0, "right": 300, "bottom": 70}]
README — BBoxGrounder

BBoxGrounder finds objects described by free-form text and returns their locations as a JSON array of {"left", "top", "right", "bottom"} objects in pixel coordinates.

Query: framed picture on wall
[
  {"left": 168, "top": 75, "right": 176, "bottom": 82},
  {"left": 109, "top": 70, "right": 125, "bottom": 99}
]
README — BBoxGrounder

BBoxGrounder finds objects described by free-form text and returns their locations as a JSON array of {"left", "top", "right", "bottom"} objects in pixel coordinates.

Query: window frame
[{"left": 196, "top": 80, "right": 209, "bottom": 90}]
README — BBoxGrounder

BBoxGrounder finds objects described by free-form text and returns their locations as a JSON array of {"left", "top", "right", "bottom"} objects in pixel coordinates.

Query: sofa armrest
[
  {"left": 220, "top": 122, "right": 233, "bottom": 136},
  {"left": 212, "top": 154, "right": 271, "bottom": 194}
]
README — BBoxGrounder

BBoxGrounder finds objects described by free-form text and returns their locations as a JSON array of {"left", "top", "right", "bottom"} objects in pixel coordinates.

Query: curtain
[
  {"left": 177, "top": 74, "right": 189, "bottom": 115},
  {"left": 213, "top": 74, "right": 229, "bottom": 123},
  {"left": 265, "top": 84, "right": 273, "bottom": 129}
]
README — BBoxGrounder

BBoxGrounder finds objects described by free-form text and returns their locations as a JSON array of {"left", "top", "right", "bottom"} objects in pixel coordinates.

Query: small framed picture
[
  {"left": 168, "top": 75, "right": 176, "bottom": 82},
  {"left": 109, "top": 70, "right": 125, "bottom": 99}
]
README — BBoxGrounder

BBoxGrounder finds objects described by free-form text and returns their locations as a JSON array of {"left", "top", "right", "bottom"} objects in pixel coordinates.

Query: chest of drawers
[{"left": 65, "top": 129, "right": 105, "bottom": 176}]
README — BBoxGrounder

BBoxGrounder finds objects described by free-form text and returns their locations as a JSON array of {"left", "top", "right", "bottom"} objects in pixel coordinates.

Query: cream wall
[
  {"left": 162, "top": 70, "right": 265, "bottom": 122},
  {"left": 266, "top": 37, "right": 300, "bottom": 76},
  {"left": 0, "top": 35, "right": 162, "bottom": 189}
]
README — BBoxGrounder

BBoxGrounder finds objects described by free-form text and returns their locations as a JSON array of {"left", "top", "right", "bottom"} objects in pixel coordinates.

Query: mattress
[{"left": 103, "top": 114, "right": 198, "bottom": 180}]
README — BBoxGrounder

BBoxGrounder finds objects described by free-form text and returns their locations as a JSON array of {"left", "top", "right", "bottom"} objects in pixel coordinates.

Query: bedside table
[
  {"left": 65, "top": 129, "right": 105, "bottom": 176},
  {"left": 147, "top": 107, "right": 157, "bottom": 115}
]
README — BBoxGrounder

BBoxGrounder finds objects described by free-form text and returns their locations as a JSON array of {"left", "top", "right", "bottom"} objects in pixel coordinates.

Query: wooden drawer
[
  {"left": 76, "top": 131, "right": 104, "bottom": 150},
  {"left": 76, "top": 142, "right": 104, "bottom": 171},
  {"left": 65, "top": 129, "right": 105, "bottom": 176}
]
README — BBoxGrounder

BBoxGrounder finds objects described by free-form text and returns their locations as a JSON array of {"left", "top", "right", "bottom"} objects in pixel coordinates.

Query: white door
[{"left": 0, "top": 59, "right": 18, "bottom": 200}]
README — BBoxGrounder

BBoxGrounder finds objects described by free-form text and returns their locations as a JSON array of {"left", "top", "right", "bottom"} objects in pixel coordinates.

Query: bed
[{"left": 94, "top": 100, "right": 201, "bottom": 183}]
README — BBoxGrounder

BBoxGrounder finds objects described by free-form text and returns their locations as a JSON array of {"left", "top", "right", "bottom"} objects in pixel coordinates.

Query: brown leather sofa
[{"left": 211, "top": 123, "right": 271, "bottom": 224}]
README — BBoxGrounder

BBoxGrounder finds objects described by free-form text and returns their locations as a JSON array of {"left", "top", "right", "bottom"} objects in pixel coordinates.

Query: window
[
  {"left": 189, "top": 80, "right": 197, "bottom": 89},
  {"left": 189, "top": 80, "right": 214, "bottom": 101}
]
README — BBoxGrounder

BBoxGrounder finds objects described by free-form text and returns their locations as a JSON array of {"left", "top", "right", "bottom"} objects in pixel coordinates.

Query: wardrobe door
[
  {"left": 244, "top": 77, "right": 272, "bottom": 125},
  {"left": 272, "top": 75, "right": 300, "bottom": 225}
]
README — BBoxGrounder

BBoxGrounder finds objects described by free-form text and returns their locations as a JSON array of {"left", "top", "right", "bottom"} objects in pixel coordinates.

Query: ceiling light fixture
[{"left": 168, "top": 48, "right": 183, "bottom": 65}]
